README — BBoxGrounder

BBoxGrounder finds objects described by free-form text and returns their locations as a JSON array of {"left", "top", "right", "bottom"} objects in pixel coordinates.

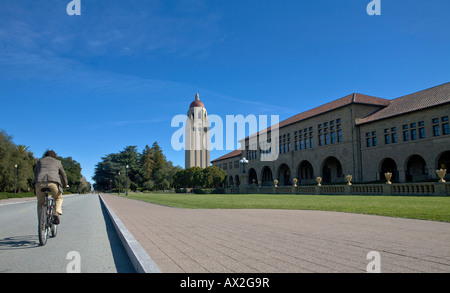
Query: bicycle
[{"left": 38, "top": 187, "right": 59, "bottom": 246}]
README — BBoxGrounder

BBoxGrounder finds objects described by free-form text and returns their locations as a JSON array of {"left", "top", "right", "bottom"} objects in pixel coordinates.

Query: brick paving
[{"left": 100, "top": 194, "right": 450, "bottom": 273}]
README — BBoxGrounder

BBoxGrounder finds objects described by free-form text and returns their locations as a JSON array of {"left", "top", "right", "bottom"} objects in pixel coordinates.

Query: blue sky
[{"left": 1, "top": 0, "right": 449, "bottom": 183}]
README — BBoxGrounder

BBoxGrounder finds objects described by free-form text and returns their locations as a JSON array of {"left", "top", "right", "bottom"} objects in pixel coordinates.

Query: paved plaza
[{"left": 100, "top": 194, "right": 450, "bottom": 273}]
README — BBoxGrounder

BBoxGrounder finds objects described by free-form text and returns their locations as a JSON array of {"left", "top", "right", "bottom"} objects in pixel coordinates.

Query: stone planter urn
[
  {"left": 293, "top": 178, "right": 298, "bottom": 187},
  {"left": 258, "top": 180, "right": 262, "bottom": 187},
  {"left": 436, "top": 169, "right": 447, "bottom": 183},
  {"left": 316, "top": 177, "right": 322, "bottom": 186},
  {"left": 274, "top": 179, "right": 278, "bottom": 187},
  {"left": 346, "top": 175, "right": 352, "bottom": 186},
  {"left": 385, "top": 172, "right": 392, "bottom": 185}
]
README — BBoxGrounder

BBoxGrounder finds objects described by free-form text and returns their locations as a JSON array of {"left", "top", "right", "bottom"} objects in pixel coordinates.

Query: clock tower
[{"left": 185, "top": 93, "right": 210, "bottom": 168}]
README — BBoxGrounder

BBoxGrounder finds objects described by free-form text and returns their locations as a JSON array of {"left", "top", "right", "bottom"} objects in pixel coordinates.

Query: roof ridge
[
  {"left": 356, "top": 82, "right": 450, "bottom": 125},
  {"left": 390, "top": 81, "right": 450, "bottom": 101}
]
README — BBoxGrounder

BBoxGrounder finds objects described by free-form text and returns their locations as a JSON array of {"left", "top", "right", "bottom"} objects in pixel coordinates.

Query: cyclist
[{"left": 33, "top": 150, "right": 69, "bottom": 224}]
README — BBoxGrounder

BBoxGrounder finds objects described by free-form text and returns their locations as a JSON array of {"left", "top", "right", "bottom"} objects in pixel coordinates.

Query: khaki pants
[{"left": 35, "top": 182, "right": 63, "bottom": 216}]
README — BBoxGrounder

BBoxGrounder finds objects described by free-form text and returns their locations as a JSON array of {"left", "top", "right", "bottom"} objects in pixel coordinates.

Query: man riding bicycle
[{"left": 33, "top": 150, "right": 69, "bottom": 224}]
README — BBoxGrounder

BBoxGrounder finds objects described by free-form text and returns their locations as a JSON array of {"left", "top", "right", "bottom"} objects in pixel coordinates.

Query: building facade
[
  {"left": 185, "top": 93, "right": 210, "bottom": 169},
  {"left": 211, "top": 82, "right": 450, "bottom": 187}
]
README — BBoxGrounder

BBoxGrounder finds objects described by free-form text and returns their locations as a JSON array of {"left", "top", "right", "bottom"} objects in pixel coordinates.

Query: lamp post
[
  {"left": 126, "top": 165, "right": 129, "bottom": 196},
  {"left": 118, "top": 171, "right": 121, "bottom": 195},
  {"left": 14, "top": 164, "right": 18, "bottom": 194},
  {"left": 239, "top": 157, "right": 248, "bottom": 174}
]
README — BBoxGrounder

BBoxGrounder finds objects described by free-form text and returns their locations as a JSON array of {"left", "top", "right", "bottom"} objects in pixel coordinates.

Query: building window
[
  {"left": 279, "top": 137, "right": 282, "bottom": 153},
  {"left": 403, "top": 125, "right": 409, "bottom": 141},
  {"left": 433, "top": 125, "right": 440, "bottom": 136},
  {"left": 443, "top": 116, "right": 449, "bottom": 135},
  {"left": 294, "top": 132, "right": 298, "bottom": 151},
  {"left": 389, "top": 127, "right": 396, "bottom": 143},
  {"left": 325, "top": 133, "right": 330, "bottom": 145},
  {"left": 392, "top": 132, "right": 397, "bottom": 143},
  {"left": 432, "top": 118, "right": 440, "bottom": 136},
  {"left": 317, "top": 120, "right": 339, "bottom": 146},
  {"left": 384, "top": 128, "right": 390, "bottom": 144},
  {"left": 331, "top": 131, "right": 336, "bottom": 144},
  {"left": 336, "top": 119, "right": 342, "bottom": 142},
  {"left": 419, "top": 128, "right": 425, "bottom": 139},
  {"left": 366, "top": 131, "right": 377, "bottom": 147},
  {"left": 407, "top": 122, "right": 425, "bottom": 140},
  {"left": 403, "top": 131, "right": 409, "bottom": 141},
  {"left": 287, "top": 134, "right": 291, "bottom": 152},
  {"left": 419, "top": 121, "right": 425, "bottom": 139},
  {"left": 443, "top": 123, "right": 450, "bottom": 135},
  {"left": 411, "top": 129, "right": 417, "bottom": 140}
]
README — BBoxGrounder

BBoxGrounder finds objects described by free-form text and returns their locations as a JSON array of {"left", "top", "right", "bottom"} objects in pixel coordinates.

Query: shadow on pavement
[
  {"left": 99, "top": 198, "right": 136, "bottom": 273},
  {"left": 0, "top": 235, "right": 39, "bottom": 250}
]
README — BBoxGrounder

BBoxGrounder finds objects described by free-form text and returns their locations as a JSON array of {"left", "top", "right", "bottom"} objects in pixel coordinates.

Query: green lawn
[
  {"left": 0, "top": 192, "right": 35, "bottom": 200},
  {"left": 120, "top": 192, "right": 450, "bottom": 222}
]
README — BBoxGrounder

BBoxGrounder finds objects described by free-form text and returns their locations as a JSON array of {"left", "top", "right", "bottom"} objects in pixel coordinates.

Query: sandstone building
[{"left": 211, "top": 82, "right": 450, "bottom": 187}]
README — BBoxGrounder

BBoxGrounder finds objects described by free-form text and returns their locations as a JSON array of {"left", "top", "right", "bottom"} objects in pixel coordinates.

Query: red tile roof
[
  {"left": 279, "top": 93, "right": 389, "bottom": 128},
  {"left": 247, "top": 93, "right": 389, "bottom": 139},
  {"left": 211, "top": 149, "right": 241, "bottom": 163},
  {"left": 356, "top": 82, "right": 450, "bottom": 125}
]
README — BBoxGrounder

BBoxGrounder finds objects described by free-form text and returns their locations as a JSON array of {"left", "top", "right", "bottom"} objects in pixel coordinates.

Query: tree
[
  {"left": 80, "top": 176, "right": 92, "bottom": 193},
  {"left": 15, "top": 145, "right": 36, "bottom": 192},
  {"left": 93, "top": 143, "right": 181, "bottom": 192},
  {"left": 0, "top": 129, "right": 90, "bottom": 194},
  {"left": 202, "top": 166, "right": 227, "bottom": 188},
  {"left": 93, "top": 153, "right": 122, "bottom": 192},
  {"left": 141, "top": 145, "right": 154, "bottom": 182},
  {"left": 151, "top": 142, "right": 166, "bottom": 174},
  {"left": 0, "top": 130, "right": 37, "bottom": 192},
  {"left": 173, "top": 166, "right": 226, "bottom": 189}
]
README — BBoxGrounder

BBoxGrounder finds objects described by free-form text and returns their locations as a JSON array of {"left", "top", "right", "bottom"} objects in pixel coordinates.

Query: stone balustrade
[{"left": 225, "top": 181, "right": 449, "bottom": 196}]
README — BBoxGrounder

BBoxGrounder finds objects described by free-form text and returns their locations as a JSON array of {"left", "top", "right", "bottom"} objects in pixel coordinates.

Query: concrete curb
[{"left": 99, "top": 194, "right": 161, "bottom": 273}]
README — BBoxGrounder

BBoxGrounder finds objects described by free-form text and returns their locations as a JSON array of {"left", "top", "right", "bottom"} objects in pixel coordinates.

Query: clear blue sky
[{"left": 1, "top": 0, "right": 449, "bottom": 183}]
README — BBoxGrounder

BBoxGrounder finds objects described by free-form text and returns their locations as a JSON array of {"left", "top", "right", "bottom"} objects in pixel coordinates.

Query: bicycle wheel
[
  {"left": 38, "top": 203, "right": 48, "bottom": 246},
  {"left": 50, "top": 209, "right": 58, "bottom": 237}
]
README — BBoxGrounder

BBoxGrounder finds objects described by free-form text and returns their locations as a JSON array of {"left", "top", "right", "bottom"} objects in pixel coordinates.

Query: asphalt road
[{"left": 0, "top": 194, "right": 135, "bottom": 273}]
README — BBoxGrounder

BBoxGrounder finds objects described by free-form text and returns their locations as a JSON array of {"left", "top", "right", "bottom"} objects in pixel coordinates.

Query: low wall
[{"left": 225, "top": 182, "right": 449, "bottom": 196}]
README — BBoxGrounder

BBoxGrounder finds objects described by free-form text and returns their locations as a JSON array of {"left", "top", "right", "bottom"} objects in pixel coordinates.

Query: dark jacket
[{"left": 33, "top": 157, "right": 68, "bottom": 187}]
